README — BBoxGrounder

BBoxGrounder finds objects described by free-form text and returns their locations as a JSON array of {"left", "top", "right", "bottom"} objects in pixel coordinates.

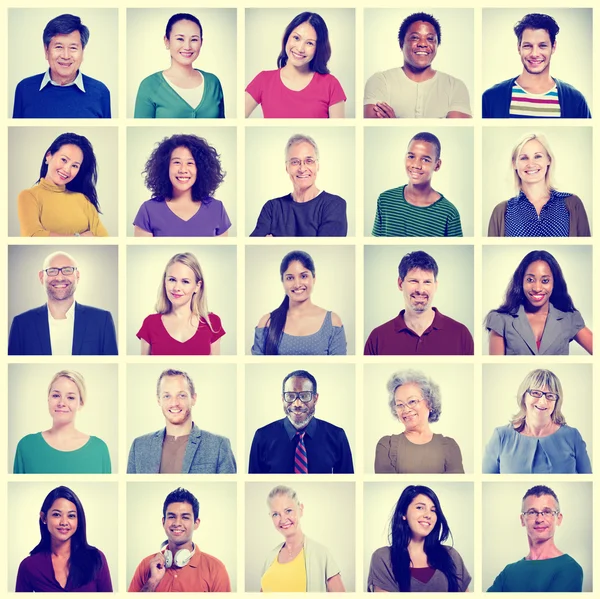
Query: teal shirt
[
  {"left": 487, "top": 554, "right": 583, "bottom": 592},
  {"left": 13, "top": 432, "right": 111, "bottom": 474},
  {"left": 372, "top": 184, "right": 463, "bottom": 237},
  {"left": 134, "top": 70, "right": 225, "bottom": 118}
]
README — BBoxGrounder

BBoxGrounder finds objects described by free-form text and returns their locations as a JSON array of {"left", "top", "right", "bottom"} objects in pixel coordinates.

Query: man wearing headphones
[{"left": 128, "top": 488, "right": 231, "bottom": 592}]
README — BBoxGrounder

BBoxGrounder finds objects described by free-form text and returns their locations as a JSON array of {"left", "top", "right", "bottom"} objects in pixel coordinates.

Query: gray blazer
[
  {"left": 127, "top": 424, "right": 236, "bottom": 473},
  {"left": 485, "top": 303, "right": 584, "bottom": 355}
]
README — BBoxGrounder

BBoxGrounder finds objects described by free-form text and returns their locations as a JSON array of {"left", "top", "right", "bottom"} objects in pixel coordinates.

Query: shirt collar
[
  {"left": 514, "top": 189, "right": 573, "bottom": 204},
  {"left": 39, "top": 69, "right": 86, "bottom": 92},
  {"left": 394, "top": 307, "right": 444, "bottom": 332},
  {"left": 283, "top": 415, "right": 318, "bottom": 439}
]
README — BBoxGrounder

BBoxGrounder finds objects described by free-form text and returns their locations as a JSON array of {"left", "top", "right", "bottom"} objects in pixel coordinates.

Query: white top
[
  {"left": 162, "top": 73, "right": 205, "bottom": 109},
  {"left": 47, "top": 302, "right": 75, "bottom": 356},
  {"left": 363, "top": 66, "right": 471, "bottom": 118}
]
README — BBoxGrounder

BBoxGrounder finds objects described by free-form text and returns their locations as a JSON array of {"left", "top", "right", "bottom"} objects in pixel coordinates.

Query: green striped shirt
[{"left": 372, "top": 185, "right": 463, "bottom": 237}]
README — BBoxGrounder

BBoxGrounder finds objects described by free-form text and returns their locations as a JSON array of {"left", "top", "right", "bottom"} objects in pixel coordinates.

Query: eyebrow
[{"left": 291, "top": 30, "right": 317, "bottom": 42}]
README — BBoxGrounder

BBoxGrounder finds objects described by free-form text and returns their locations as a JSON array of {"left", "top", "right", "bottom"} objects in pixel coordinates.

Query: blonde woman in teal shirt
[
  {"left": 13, "top": 370, "right": 111, "bottom": 474},
  {"left": 134, "top": 13, "right": 224, "bottom": 118}
]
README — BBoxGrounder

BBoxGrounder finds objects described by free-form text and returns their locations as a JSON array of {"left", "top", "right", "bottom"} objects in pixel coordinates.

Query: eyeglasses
[
  {"left": 44, "top": 266, "right": 77, "bottom": 276},
  {"left": 522, "top": 509, "right": 559, "bottom": 519},
  {"left": 287, "top": 157, "right": 317, "bottom": 168},
  {"left": 395, "top": 398, "right": 423, "bottom": 412},
  {"left": 528, "top": 389, "right": 559, "bottom": 402},
  {"left": 283, "top": 391, "right": 314, "bottom": 403}
]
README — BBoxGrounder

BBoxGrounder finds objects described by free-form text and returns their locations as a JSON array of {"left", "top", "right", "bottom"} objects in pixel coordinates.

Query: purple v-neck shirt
[{"left": 133, "top": 196, "right": 231, "bottom": 237}]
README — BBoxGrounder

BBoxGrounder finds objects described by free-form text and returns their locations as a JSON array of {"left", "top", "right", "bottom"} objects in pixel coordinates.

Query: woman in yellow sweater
[{"left": 18, "top": 133, "right": 108, "bottom": 237}]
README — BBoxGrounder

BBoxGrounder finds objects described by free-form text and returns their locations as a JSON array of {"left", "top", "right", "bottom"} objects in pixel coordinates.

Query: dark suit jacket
[{"left": 8, "top": 302, "right": 118, "bottom": 355}]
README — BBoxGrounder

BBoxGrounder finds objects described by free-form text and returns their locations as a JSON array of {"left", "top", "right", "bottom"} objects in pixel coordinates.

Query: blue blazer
[{"left": 8, "top": 303, "right": 118, "bottom": 355}]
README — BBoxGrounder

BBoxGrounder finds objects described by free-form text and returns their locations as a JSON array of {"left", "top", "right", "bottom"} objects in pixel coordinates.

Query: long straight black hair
[
  {"left": 38, "top": 133, "right": 101, "bottom": 213},
  {"left": 389, "top": 485, "right": 459, "bottom": 592},
  {"left": 264, "top": 250, "right": 316, "bottom": 355},
  {"left": 32, "top": 486, "right": 103, "bottom": 589}
]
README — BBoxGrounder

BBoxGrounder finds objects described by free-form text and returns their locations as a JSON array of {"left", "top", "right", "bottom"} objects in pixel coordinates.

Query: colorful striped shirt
[
  {"left": 372, "top": 185, "right": 463, "bottom": 237},
  {"left": 509, "top": 83, "right": 561, "bottom": 118}
]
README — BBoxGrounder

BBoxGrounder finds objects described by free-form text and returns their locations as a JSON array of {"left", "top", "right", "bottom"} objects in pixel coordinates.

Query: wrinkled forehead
[{"left": 283, "top": 376, "right": 313, "bottom": 393}]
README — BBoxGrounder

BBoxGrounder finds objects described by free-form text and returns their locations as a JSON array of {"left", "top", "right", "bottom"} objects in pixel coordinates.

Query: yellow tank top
[{"left": 261, "top": 548, "right": 307, "bottom": 592}]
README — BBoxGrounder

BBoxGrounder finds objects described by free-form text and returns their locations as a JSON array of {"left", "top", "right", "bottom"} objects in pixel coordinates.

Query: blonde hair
[
  {"left": 47, "top": 370, "right": 87, "bottom": 406},
  {"left": 511, "top": 369, "right": 565, "bottom": 432},
  {"left": 511, "top": 133, "right": 556, "bottom": 194},
  {"left": 155, "top": 252, "right": 216, "bottom": 331}
]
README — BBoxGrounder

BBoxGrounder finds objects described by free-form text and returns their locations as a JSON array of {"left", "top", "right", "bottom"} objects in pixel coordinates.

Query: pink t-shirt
[
  {"left": 246, "top": 69, "right": 346, "bottom": 118},
  {"left": 136, "top": 313, "right": 225, "bottom": 355}
]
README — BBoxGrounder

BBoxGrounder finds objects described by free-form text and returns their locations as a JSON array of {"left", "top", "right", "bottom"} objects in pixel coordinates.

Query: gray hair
[
  {"left": 284, "top": 134, "right": 320, "bottom": 161},
  {"left": 387, "top": 369, "right": 441, "bottom": 423},
  {"left": 267, "top": 485, "right": 300, "bottom": 508}
]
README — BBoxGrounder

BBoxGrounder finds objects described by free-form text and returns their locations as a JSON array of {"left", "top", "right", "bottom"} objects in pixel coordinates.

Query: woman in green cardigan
[
  {"left": 13, "top": 370, "right": 111, "bottom": 474},
  {"left": 134, "top": 13, "right": 225, "bottom": 118}
]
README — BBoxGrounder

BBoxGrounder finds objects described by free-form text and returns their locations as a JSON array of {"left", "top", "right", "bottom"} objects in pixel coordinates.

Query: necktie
[{"left": 294, "top": 432, "right": 308, "bottom": 474}]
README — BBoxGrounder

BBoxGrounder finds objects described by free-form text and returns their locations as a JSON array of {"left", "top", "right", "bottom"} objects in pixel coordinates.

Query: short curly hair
[
  {"left": 386, "top": 369, "right": 442, "bottom": 423},
  {"left": 143, "top": 134, "right": 225, "bottom": 204},
  {"left": 398, "top": 12, "right": 441, "bottom": 48}
]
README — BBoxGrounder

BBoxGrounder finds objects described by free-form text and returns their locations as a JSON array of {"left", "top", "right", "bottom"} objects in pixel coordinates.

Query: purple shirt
[
  {"left": 16, "top": 549, "right": 113, "bottom": 592},
  {"left": 133, "top": 196, "right": 231, "bottom": 237}
]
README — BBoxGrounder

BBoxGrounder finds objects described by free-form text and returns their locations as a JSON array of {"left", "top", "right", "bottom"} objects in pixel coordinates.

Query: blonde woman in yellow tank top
[{"left": 260, "top": 485, "right": 346, "bottom": 592}]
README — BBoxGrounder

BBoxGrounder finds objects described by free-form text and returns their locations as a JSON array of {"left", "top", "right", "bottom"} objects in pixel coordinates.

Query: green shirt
[
  {"left": 134, "top": 70, "right": 224, "bottom": 118},
  {"left": 487, "top": 554, "right": 583, "bottom": 592},
  {"left": 372, "top": 184, "right": 463, "bottom": 237},
  {"left": 13, "top": 432, "right": 111, "bottom": 474}
]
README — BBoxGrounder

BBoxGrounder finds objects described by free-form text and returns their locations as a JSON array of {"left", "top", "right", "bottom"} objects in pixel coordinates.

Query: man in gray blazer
[{"left": 127, "top": 368, "right": 236, "bottom": 473}]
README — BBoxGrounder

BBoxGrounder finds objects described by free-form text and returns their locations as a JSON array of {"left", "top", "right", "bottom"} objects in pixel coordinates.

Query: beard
[{"left": 285, "top": 405, "right": 316, "bottom": 429}]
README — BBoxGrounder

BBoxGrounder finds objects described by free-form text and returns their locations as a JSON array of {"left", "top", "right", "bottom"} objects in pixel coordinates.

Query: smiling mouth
[
  {"left": 291, "top": 51, "right": 306, "bottom": 59},
  {"left": 529, "top": 293, "right": 546, "bottom": 301}
]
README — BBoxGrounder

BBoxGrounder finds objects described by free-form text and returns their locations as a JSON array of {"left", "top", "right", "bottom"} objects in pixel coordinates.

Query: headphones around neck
[{"left": 160, "top": 540, "right": 195, "bottom": 568}]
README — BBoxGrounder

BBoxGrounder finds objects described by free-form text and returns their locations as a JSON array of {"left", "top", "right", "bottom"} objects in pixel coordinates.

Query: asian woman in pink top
[{"left": 245, "top": 12, "right": 346, "bottom": 119}]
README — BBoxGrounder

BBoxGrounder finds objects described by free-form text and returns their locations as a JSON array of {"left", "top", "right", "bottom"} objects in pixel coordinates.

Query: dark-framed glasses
[
  {"left": 287, "top": 157, "right": 317, "bottom": 168},
  {"left": 522, "top": 508, "right": 559, "bottom": 519},
  {"left": 528, "top": 389, "right": 559, "bottom": 402},
  {"left": 395, "top": 398, "right": 423, "bottom": 412},
  {"left": 283, "top": 391, "right": 314, "bottom": 403},
  {"left": 44, "top": 266, "right": 77, "bottom": 276}
]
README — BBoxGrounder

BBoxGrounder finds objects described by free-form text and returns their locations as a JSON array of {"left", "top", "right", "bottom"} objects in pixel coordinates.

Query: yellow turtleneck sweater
[{"left": 18, "top": 178, "right": 108, "bottom": 237}]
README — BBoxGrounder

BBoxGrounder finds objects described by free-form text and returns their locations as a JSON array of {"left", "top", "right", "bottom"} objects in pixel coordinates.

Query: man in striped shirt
[
  {"left": 483, "top": 13, "right": 591, "bottom": 118},
  {"left": 372, "top": 132, "right": 463, "bottom": 237}
]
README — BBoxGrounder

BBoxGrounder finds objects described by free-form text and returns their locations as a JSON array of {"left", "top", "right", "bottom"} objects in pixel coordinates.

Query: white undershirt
[
  {"left": 163, "top": 73, "right": 205, "bottom": 109},
  {"left": 48, "top": 302, "right": 75, "bottom": 355}
]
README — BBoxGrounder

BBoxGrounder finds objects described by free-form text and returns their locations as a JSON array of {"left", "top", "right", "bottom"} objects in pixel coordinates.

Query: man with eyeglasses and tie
[
  {"left": 487, "top": 485, "right": 583, "bottom": 592},
  {"left": 8, "top": 251, "right": 118, "bottom": 355},
  {"left": 248, "top": 369, "right": 354, "bottom": 473}
]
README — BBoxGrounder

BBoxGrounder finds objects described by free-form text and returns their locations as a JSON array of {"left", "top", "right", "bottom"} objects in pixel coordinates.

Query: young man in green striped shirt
[{"left": 372, "top": 132, "right": 463, "bottom": 237}]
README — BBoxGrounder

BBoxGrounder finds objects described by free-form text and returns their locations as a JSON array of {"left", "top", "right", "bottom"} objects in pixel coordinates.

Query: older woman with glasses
[
  {"left": 374, "top": 370, "right": 464, "bottom": 474},
  {"left": 483, "top": 369, "right": 591, "bottom": 473},
  {"left": 250, "top": 134, "right": 347, "bottom": 237}
]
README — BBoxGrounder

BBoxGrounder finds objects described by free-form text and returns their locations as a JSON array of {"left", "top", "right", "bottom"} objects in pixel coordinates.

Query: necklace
[{"left": 285, "top": 535, "right": 305, "bottom": 558}]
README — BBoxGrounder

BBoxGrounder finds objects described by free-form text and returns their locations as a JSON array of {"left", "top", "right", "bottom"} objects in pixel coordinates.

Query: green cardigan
[{"left": 134, "top": 70, "right": 224, "bottom": 118}]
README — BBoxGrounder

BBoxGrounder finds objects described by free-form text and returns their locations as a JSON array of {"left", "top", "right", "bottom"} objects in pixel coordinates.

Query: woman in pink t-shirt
[{"left": 245, "top": 12, "right": 346, "bottom": 119}]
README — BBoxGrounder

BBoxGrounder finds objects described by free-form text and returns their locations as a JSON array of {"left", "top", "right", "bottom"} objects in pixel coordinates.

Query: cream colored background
[
  {"left": 126, "top": 363, "right": 238, "bottom": 466},
  {"left": 126, "top": 8, "right": 237, "bottom": 118},
  {"left": 482, "top": 481, "right": 593, "bottom": 591},
  {"left": 125, "top": 245, "right": 237, "bottom": 355},
  {"left": 245, "top": 481, "right": 356, "bottom": 591},
  {"left": 245, "top": 8, "right": 356, "bottom": 118},
  {"left": 8, "top": 482, "right": 119, "bottom": 591},
  {"left": 126, "top": 126, "right": 237, "bottom": 237},
  {"left": 364, "top": 9, "right": 475, "bottom": 112},
  {"left": 363, "top": 363, "right": 474, "bottom": 474},
  {"left": 8, "top": 126, "right": 119, "bottom": 237},
  {"left": 482, "top": 363, "right": 593, "bottom": 470},
  {"left": 8, "top": 363, "right": 119, "bottom": 473},
  {"left": 7, "top": 8, "right": 118, "bottom": 117},
  {"left": 364, "top": 126, "right": 474, "bottom": 237},
  {"left": 482, "top": 245, "right": 593, "bottom": 356},
  {"left": 482, "top": 125, "right": 593, "bottom": 236},
  {"left": 126, "top": 482, "right": 237, "bottom": 590},
  {"left": 245, "top": 126, "right": 356, "bottom": 236},
  {"left": 244, "top": 363, "right": 356, "bottom": 473},
  {"left": 482, "top": 8, "right": 593, "bottom": 107},
  {"left": 244, "top": 244, "right": 356, "bottom": 354},
  {"left": 363, "top": 481, "right": 474, "bottom": 591}
]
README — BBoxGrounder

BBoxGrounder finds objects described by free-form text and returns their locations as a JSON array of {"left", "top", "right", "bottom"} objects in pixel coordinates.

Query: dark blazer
[
  {"left": 127, "top": 424, "right": 236, "bottom": 474},
  {"left": 8, "top": 302, "right": 118, "bottom": 355}
]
